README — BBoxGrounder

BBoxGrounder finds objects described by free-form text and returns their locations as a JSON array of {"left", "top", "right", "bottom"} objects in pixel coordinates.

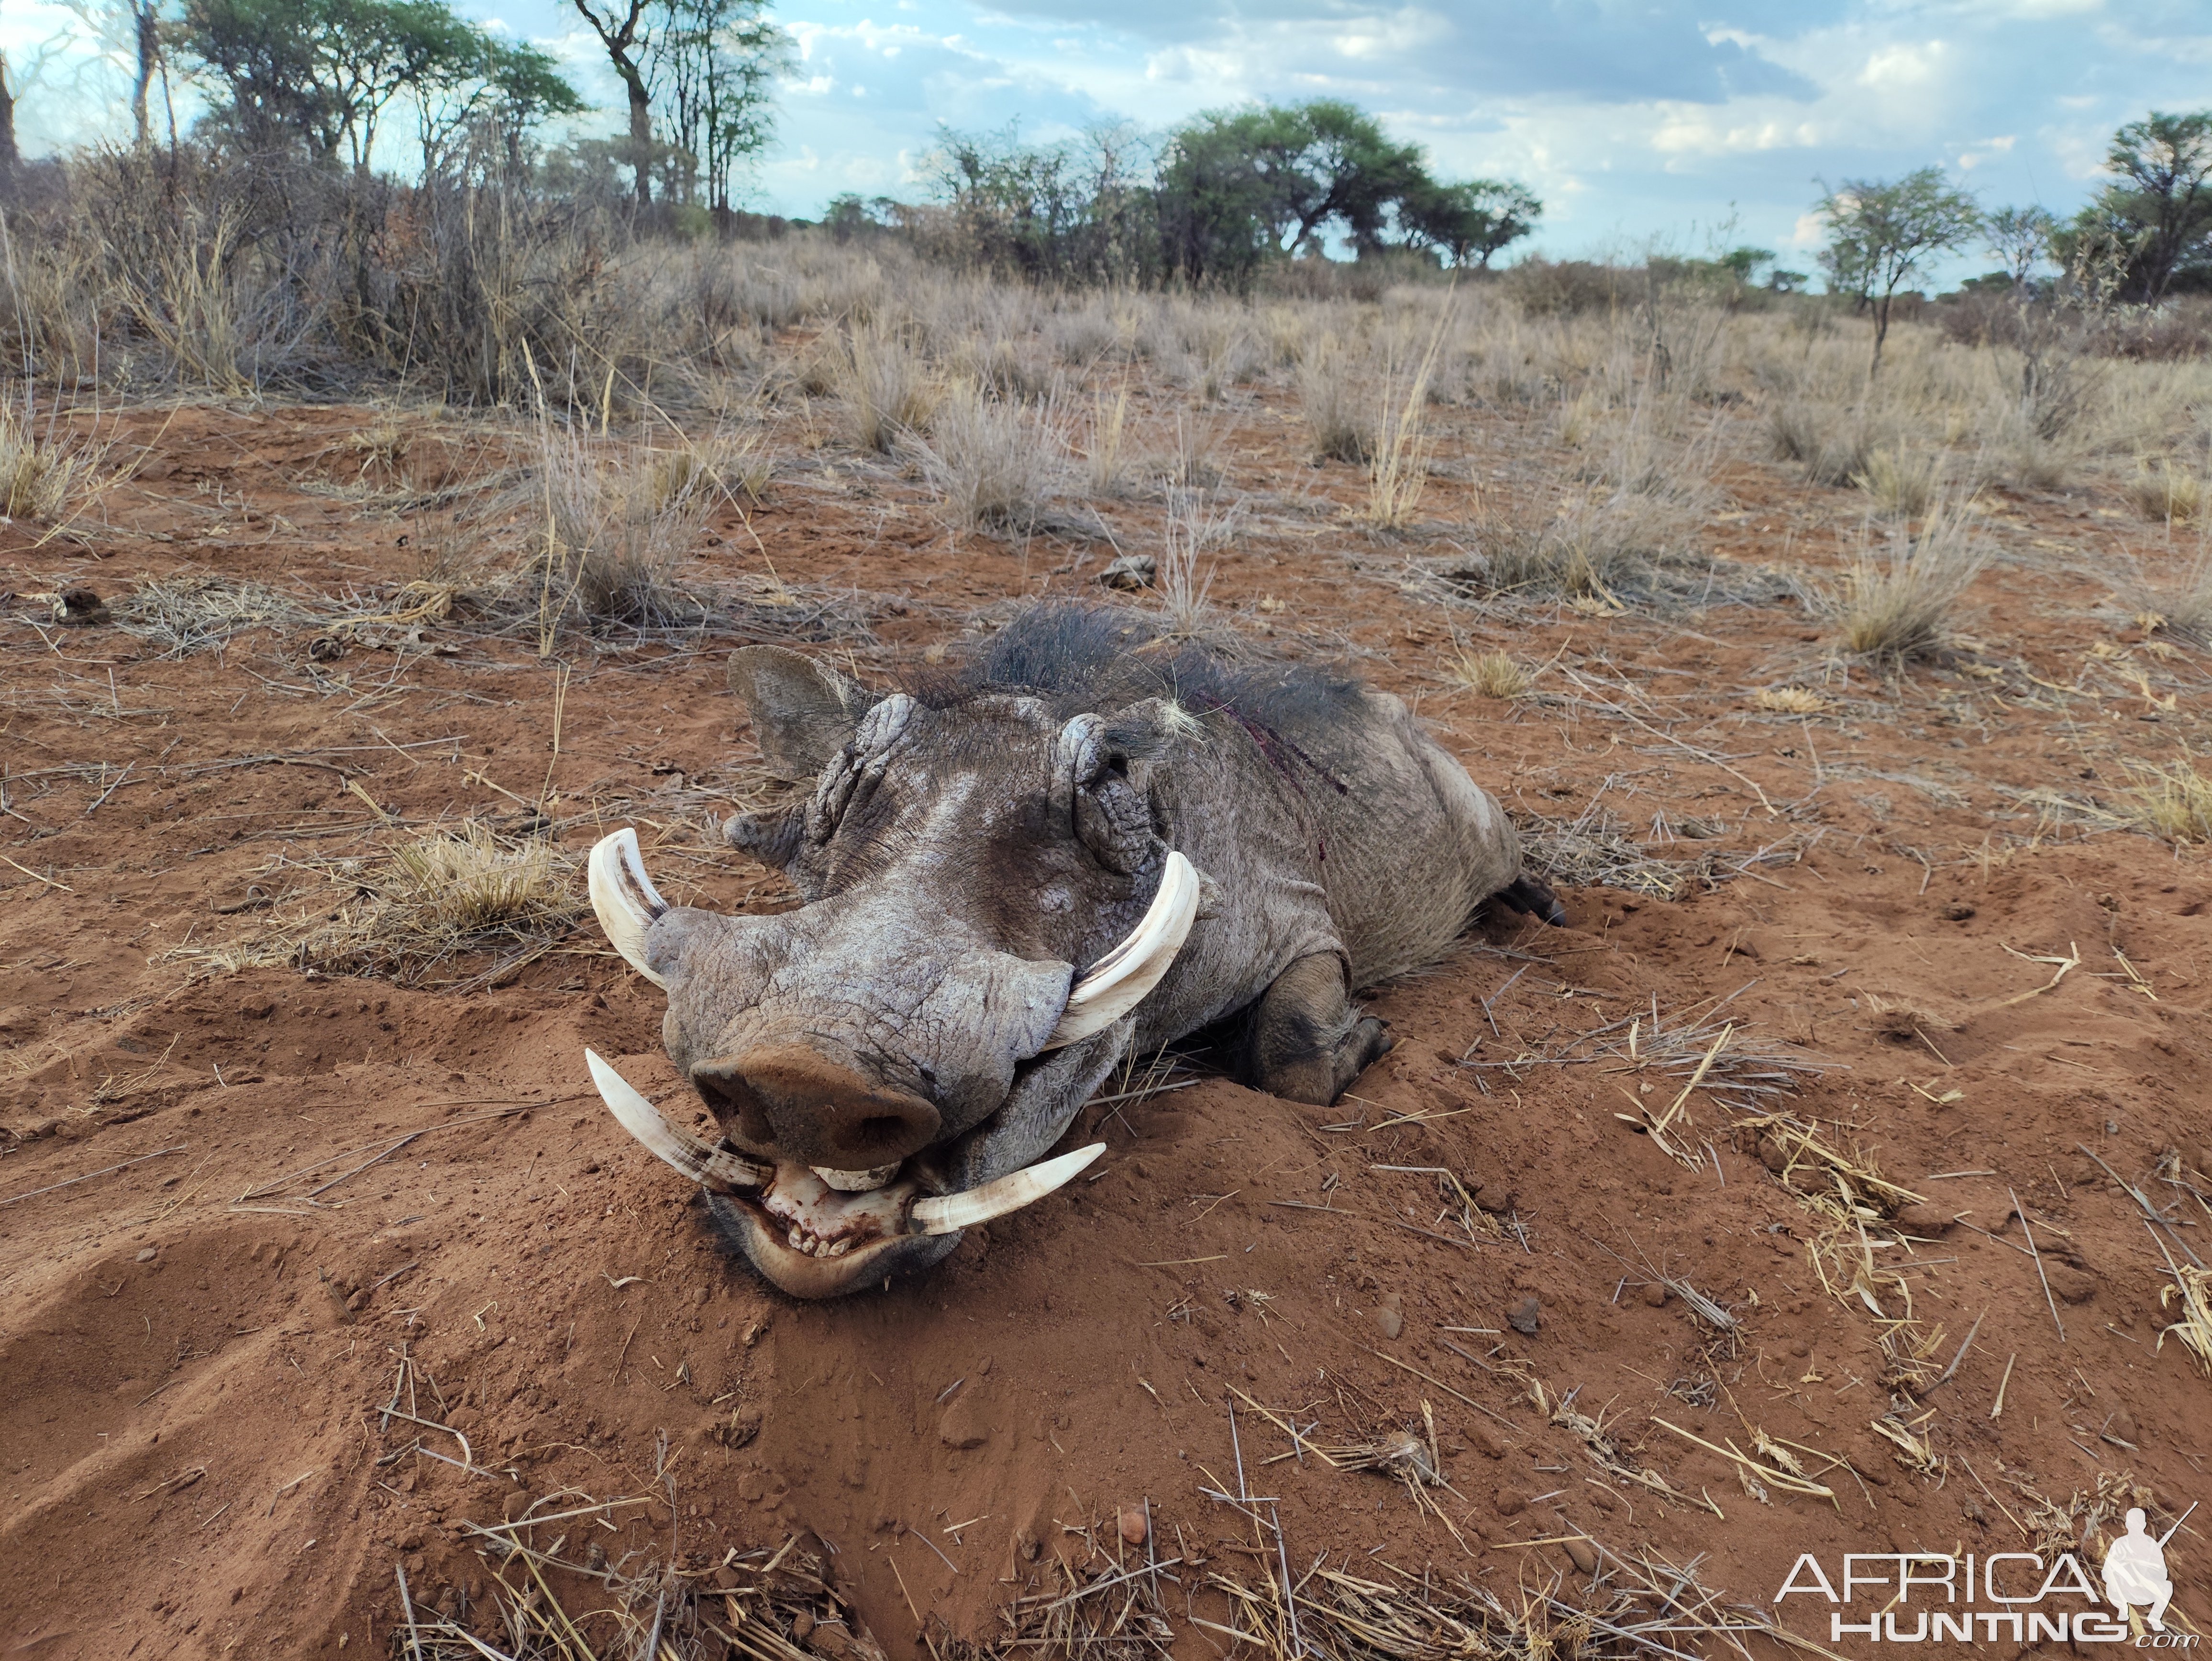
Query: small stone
[
  {"left": 2046, "top": 1262, "right": 2098, "bottom": 1305},
  {"left": 1894, "top": 1204, "right": 1954, "bottom": 1234},
  {"left": 1940, "top": 903, "right": 1976, "bottom": 921},
  {"left": 1641, "top": 1282, "right": 1668, "bottom": 1307},
  {"left": 1371, "top": 1291, "right": 1404, "bottom": 1340},
  {"left": 2108, "top": 1411, "right": 2139, "bottom": 1444},
  {"left": 1507, "top": 1295, "right": 1541, "bottom": 1336},
  {"left": 501, "top": 1490, "right": 534, "bottom": 1522},
  {"left": 1117, "top": 1505, "right": 1148, "bottom": 1547},
  {"left": 939, "top": 1392, "right": 989, "bottom": 1450},
  {"left": 135, "top": 1247, "right": 158, "bottom": 1262},
  {"left": 1562, "top": 1536, "right": 1599, "bottom": 1574},
  {"left": 1492, "top": 1487, "right": 1526, "bottom": 1517}
]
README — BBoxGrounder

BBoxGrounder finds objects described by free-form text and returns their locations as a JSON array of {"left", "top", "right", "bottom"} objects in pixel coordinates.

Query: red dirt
[{"left": 2, "top": 379, "right": 2209, "bottom": 1659}]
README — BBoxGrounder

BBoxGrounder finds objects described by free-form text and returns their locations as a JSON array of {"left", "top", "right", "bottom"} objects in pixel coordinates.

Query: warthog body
[{"left": 588, "top": 607, "right": 1560, "bottom": 1296}]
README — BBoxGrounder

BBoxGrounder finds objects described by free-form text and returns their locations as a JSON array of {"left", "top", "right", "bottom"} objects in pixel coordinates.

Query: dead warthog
[{"left": 584, "top": 607, "right": 1561, "bottom": 1297}]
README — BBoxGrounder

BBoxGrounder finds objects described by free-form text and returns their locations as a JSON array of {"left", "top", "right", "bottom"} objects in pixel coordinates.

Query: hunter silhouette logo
[{"left": 2105, "top": 1506, "right": 2190, "bottom": 1633}]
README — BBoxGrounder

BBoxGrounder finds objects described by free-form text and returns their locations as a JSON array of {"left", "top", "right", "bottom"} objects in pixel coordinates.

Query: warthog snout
[{"left": 691, "top": 1044, "right": 943, "bottom": 1167}]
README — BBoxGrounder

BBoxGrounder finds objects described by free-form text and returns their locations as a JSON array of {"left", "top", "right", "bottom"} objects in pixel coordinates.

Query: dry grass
[
  {"left": 2126, "top": 758, "right": 2212, "bottom": 843},
  {"left": 1085, "top": 386, "right": 1129, "bottom": 497},
  {"left": 1447, "top": 647, "right": 1529, "bottom": 699},
  {"left": 1363, "top": 322, "right": 1446, "bottom": 530},
  {"left": 2157, "top": 1260, "right": 2212, "bottom": 1376},
  {"left": 1753, "top": 687, "right": 1828, "bottom": 714},
  {"left": 909, "top": 382, "right": 1068, "bottom": 534},
  {"left": 834, "top": 320, "right": 940, "bottom": 453},
  {"left": 2130, "top": 458, "right": 2204, "bottom": 525},
  {"left": 1157, "top": 486, "right": 1235, "bottom": 633},
  {"left": 112, "top": 573, "right": 319, "bottom": 655},
  {"left": 529, "top": 427, "right": 717, "bottom": 638},
  {"left": 1297, "top": 336, "right": 1374, "bottom": 465},
  {"left": 177, "top": 824, "right": 585, "bottom": 989},
  {"left": 1852, "top": 447, "right": 1941, "bottom": 520},
  {"left": 0, "top": 397, "right": 115, "bottom": 522},
  {"left": 1830, "top": 495, "right": 1990, "bottom": 665}
]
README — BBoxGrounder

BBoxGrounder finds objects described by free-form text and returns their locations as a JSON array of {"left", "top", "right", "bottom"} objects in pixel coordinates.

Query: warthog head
[{"left": 582, "top": 639, "right": 1201, "bottom": 1297}]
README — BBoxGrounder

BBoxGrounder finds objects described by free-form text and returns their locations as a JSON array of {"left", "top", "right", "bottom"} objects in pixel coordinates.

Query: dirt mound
[{"left": 3, "top": 390, "right": 2209, "bottom": 1659}]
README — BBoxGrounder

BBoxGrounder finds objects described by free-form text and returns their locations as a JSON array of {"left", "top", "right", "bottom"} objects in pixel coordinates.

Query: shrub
[{"left": 1830, "top": 495, "right": 1989, "bottom": 664}]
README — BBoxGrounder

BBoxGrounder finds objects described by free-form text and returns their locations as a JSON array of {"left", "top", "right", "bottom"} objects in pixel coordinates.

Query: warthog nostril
[{"left": 692, "top": 1044, "right": 940, "bottom": 1167}]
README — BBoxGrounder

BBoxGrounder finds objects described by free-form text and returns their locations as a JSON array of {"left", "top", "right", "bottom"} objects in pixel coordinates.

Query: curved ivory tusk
[
  {"left": 588, "top": 828, "right": 670, "bottom": 989},
  {"left": 1041, "top": 851, "right": 1200, "bottom": 1050},
  {"left": 585, "top": 1048, "right": 768, "bottom": 1190},
  {"left": 909, "top": 1143, "right": 1104, "bottom": 1236}
]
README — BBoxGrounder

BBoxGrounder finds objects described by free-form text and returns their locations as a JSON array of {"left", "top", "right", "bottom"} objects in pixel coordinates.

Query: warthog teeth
[
  {"left": 811, "top": 1163, "right": 900, "bottom": 1192},
  {"left": 588, "top": 827, "right": 670, "bottom": 989},
  {"left": 1042, "top": 851, "right": 1200, "bottom": 1051},
  {"left": 909, "top": 1142, "right": 1105, "bottom": 1236},
  {"left": 584, "top": 1048, "right": 769, "bottom": 1191}
]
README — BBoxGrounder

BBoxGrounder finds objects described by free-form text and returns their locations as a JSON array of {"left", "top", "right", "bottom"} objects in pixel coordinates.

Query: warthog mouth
[
  {"left": 578, "top": 827, "right": 1194, "bottom": 1296},
  {"left": 583, "top": 1047, "right": 1104, "bottom": 1295}
]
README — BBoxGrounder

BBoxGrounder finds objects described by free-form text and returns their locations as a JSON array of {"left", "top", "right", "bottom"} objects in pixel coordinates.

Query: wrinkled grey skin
[{"left": 640, "top": 608, "right": 1561, "bottom": 1297}]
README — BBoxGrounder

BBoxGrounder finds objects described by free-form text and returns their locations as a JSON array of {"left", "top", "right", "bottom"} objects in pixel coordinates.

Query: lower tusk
[
  {"left": 909, "top": 1143, "right": 1104, "bottom": 1236},
  {"left": 1042, "top": 851, "right": 1200, "bottom": 1050},
  {"left": 588, "top": 827, "right": 670, "bottom": 989},
  {"left": 812, "top": 1163, "right": 900, "bottom": 1192},
  {"left": 585, "top": 1048, "right": 767, "bottom": 1191}
]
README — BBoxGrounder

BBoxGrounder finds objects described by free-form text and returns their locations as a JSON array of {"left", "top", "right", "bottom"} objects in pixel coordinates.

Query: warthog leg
[{"left": 1239, "top": 952, "right": 1394, "bottom": 1106}]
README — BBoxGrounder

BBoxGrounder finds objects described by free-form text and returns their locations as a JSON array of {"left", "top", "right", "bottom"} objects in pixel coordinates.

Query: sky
[{"left": 9, "top": 0, "right": 2211, "bottom": 277}]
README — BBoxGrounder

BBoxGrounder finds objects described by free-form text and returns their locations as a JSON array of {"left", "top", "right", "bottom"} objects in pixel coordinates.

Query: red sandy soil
[{"left": 2, "top": 372, "right": 2210, "bottom": 1660}]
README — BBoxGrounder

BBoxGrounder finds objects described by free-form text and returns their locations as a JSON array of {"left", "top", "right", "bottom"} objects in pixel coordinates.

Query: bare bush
[{"left": 2130, "top": 458, "right": 2204, "bottom": 525}]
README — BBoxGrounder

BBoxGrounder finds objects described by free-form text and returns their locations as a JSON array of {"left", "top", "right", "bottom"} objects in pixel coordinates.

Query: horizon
[{"left": 7, "top": 0, "right": 2208, "bottom": 286}]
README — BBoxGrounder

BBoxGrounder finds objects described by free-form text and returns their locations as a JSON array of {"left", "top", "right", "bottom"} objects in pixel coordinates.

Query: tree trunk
[
  {"left": 624, "top": 72, "right": 653, "bottom": 207},
  {"left": 132, "top": 4, "right": 158, "bottom": 148},
  {"left": 0, "top": 54, "right": 20, "bottom": 186}
]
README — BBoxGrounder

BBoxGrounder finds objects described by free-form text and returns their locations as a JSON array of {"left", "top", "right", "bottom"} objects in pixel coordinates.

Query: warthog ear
[{"left": 728, "top": 646, "right": 873, "bottom": 780}]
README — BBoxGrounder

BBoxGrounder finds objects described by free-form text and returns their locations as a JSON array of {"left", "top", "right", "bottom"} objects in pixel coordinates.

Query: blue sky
[{"left": 11, "top": 0, "right": 2211, "bottom": 275}]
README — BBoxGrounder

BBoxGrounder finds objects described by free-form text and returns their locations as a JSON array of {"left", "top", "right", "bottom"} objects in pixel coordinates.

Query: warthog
[{"left": 584, "top": 608, "right": 1563, "bottom": 1297}]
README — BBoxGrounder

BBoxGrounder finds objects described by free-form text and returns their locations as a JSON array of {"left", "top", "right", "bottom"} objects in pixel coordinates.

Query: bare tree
[
  {"left": 648, "top": 0, "right": 786, "bottom": 217},
  {"left": 56, "top": 0, "right": 164, "bottom": 146},
  {"left": 571, "top": 0, "right": 655, "bottom": 206}
]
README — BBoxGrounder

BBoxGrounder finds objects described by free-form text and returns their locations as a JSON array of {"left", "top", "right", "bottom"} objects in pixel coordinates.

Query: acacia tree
[
  {"left": 570, "top": 0, "right": 654, "bottom": 205},
  {"left": 2082, "top": 111, "right": 2212, "bottom": 303},
  {"left": 1403, "top": 178, "right": 1541, "bottom": 267},
  {"left": 417, "top": 36, "right": 585, "bottom": 177},
  {"left": 1815, "top": 168, "right": 1981, "bottom": 374},
  {"left": 648, "top": 0, "right": 787, "bottom": 217}
]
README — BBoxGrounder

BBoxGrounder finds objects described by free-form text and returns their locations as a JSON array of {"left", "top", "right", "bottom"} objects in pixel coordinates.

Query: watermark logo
[{"left": 1776, "top": 1504, "right": 2196, "bottom": 1648}]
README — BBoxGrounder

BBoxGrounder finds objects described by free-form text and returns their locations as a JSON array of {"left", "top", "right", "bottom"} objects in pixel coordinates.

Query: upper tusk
[
  {"left": 584, "top": 1048, "right": 768, "bottom": 1191},
  {"left": 909, "top": 1143, "right": 1104, "bottom": 1236},
  {"left": 1041, "top": 850, "right": 1199, "bottom": 1050},
  {"left": 588, "top": 827, "right": 670, "bottom": 989}
]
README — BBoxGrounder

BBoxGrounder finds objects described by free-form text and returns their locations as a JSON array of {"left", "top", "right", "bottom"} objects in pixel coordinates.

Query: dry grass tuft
[
  {"left": 1830, "top": 495, "right": 1989, "bottom": 664},
  {"left": 1157, "top": 486, "right": 1235, "bottom": 633},
  {"left": 1084, "top": 386, "right": 1129, "bottom": 497},
  {"left": 834, "top": 320, "right": 940, "bottom": 453},
  {"left": 179, "top": 824, "right": 585, "bottom": 989},
  {"left": 1852, "top": 447, "right": 1941, "bottom": 520},
  {"left": 909, "top": 382, "right": 1068, "bottom": 533},
  {"left": 2126, "top": 758, "right": 2212, "bottom": 843},
  {"left": 1754, "top": 687, "right": 1828, "bottom": 714},
  {"left": 2130, "top": 458, "right": 2204, "bottom": 525},
  {"left": 1447, "top": 647, "right": 1529, "bottom": 699},
  {"left": 530, "top": 428, "right": 716, "bottom": 638},
  {"left": 1297, "top": 337, "right": 1374, "bottom": 465},
  {"left": 0, "top": 398, "right": 112, "bottom": 521}
]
